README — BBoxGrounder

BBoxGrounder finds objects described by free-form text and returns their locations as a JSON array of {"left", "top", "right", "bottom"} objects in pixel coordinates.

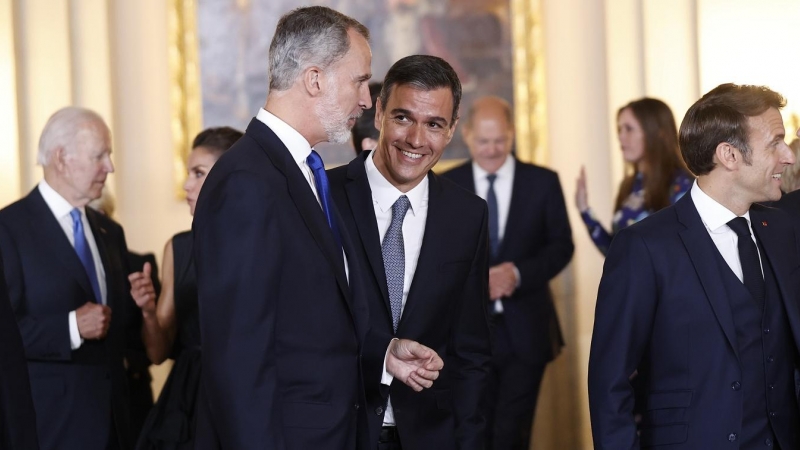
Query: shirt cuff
[
  {"left": 381, "top": 338, "right": 399, "bottom": 386},
  {"left": 69, "top": 310, "right": 84, "bottom": 350}
]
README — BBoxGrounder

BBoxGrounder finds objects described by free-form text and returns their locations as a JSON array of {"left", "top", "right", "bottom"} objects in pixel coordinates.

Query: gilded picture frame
[{"left": 169, "top": 0, "right": 546, "bottom": 195}]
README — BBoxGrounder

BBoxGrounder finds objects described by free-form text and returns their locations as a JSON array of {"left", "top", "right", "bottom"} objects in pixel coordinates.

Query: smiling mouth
[
  {"left": 772, "top": 174, "right": 782, "bottom": 180},
  {"left": 401, "top": 150, "right": 423, "bottom": 160}
]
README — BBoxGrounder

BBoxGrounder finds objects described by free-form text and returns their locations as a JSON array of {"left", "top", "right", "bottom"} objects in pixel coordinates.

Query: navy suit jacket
[
  {"left": 588, "top": 193, "right": 800, "bottom": 449},
  {"left": 0, "top": 252, "right": 38, "bottom": 449},
  {"left": 192, "top": 119, "right": 390, "bottom": 449},
  {"left": 327, "top": 152, "right": 492, "bottom": 450},
  {"left": 442, "top": 159, "right": 573, "bottom": 365},
  {"left": 0, "top": 188, "right": 139, "bottom": 449}
]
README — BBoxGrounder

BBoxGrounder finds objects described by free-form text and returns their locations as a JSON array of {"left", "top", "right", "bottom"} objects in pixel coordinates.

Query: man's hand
[
  {"left": 386, "top": 339, "right": 444, "bottom": 392},
  {"left": 128, "top": 262, "right": 156, "bottom": 315},
  {"left": 76, "top": 302, "right": 112, "bottom": 340},
  {"left": 489, "top": 262, "right": 518, "bottom": 299}
]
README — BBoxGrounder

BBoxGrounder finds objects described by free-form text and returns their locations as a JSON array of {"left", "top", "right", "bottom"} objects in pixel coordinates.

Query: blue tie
[
  {"left": 70, "top": 208, "right": 102, "bottom": 303},
  {"left": 486, "top": 174, "right": 500, "bottom": 258},
  {"left": 383, "top": 196, "right": 410, "bottom": 333},
  {"left": 306, "top": 150, "right": 343, "bottom": 250}
]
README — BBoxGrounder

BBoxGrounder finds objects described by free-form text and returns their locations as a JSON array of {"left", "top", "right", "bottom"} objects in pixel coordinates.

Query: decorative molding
[
  {"left": 510, "top": 0, "right": 547, "bottom": 165},
  {"left": 168, "top": 0, "right": 201, "bottom": 198}
]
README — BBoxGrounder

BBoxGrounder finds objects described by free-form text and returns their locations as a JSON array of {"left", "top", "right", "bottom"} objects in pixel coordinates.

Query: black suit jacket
[
  {"left": 328, "top": 152, "right": 492, "bottom": 450},
  {"left": 192, "top": 119, "right": 390, "bottom": 449},
  {"left": 0, "top": 188, "right": 139, "bottom": 449},
  {"left": 442, "top": 159, "right": 573, "bottom": 365},
  {"left": 588, "top": 194, "right": 800, "bottom": 449},
  {"left": 0, "top": 252, "right": 39, "bottom": 449}
]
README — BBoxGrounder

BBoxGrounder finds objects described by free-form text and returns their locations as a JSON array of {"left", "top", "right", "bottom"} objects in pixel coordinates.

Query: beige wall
[{"left": 1, "top": 0, "right": 799, "bottom": 447}]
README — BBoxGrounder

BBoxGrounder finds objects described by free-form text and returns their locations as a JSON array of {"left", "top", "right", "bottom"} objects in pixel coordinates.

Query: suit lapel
[
  {"left": 86, "top": 209, "right": 111, "bottom": 305},
  {"left": 751, "top": 207, "right": 800, "bottom": 347},
  {"left": 247, "top": 119, "right": 351, "bottom": 305},
  {"left": 24, "top": 189, "right": 96, "bottom": 304},
  {"left": 399, "top": 172, "right": 441, "bottom": 329},
  {"left": 498, "top": 159, "right": 525, "bottom": 260},
  {"left": 676, "top": 194, "right": 739, "bottom": 360},
  {"left": 345, "top": 154, "right": 391, "bottom": 313}
]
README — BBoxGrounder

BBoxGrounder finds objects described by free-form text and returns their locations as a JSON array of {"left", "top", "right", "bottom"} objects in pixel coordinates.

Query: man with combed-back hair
[
  {"left": 0, "top": 106, "right": 143, "bottom": 449},
  {"left": 192, "top": 6, "right": 443, "bottom": 449},
  {"left": 589, "top": 83, "right": 800, "bottom": 449}
]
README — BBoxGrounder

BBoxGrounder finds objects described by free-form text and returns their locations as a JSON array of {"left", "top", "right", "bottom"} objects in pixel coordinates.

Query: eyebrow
[
  {"left": 356, "top": 73, "right": 372, "bottom": 82},
  {"left": 390, "top": 108, "right": 449, "bottom": 126}
]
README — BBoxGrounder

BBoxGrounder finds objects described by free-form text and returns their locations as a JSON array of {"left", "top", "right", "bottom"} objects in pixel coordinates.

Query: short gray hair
[
  {"left": 37, "top": 106, "right": 108, "bottom": 165},
  {"left": 268, "top": 6, "right": 369, "bottom": 92}
]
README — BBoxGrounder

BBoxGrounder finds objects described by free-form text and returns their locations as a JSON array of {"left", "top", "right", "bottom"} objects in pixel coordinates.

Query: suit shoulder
[
  {"left": 620, "top": 204, "right": 681, "bottom": 240},
  {"left": 326, "top": 164, "right": 349, "bottom": 185},
  {"left": 437, "top": 175, "right": 485, "bottom": 208},
  {"left": 516, "top": 160, "right": 560, "bottom": 181},
  {"left": 440, "top": 160, "right": 471, "bottom": 179}
]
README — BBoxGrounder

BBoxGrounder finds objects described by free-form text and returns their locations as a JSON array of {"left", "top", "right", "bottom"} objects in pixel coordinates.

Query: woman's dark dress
[{"left": 136, "top": 231, "right": 200, "bottom": 450}]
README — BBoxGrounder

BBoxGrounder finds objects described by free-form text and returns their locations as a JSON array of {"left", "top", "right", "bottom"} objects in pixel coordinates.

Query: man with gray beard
[{"left": 192, "top": 6, "right": 443, "bottom": 449}]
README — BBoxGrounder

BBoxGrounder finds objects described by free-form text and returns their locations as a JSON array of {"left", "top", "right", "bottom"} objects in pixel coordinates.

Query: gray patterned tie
[{"left": 383, "top": 195, "right": 411, "bottom": 333}]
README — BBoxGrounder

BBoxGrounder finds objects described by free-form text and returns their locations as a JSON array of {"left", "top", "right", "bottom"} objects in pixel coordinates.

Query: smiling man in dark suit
[
  {"left": 328, "top": 55, "right": 493, "bottom": 450},
  {"left": 192, "top": 7, "right": 443, "bottom": 450},
  {"left": 0, "top": 107, "right": 142, "bottom": 449},
  {"left": 589, "top": 84, "right": 800, "bottom": 449},
  {"left": 442, "top": 95, "right": 574, "bottom": 449}
]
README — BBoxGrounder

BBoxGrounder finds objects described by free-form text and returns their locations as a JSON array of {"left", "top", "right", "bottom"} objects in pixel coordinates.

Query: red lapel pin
[{"left": 762, "top": 221, "right": 768, "bottom": 227}]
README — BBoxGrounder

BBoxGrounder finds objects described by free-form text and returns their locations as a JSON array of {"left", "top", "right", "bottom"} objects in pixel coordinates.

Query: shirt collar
[
  {"left": 38, "top": 178, "right": 83, "bottom": 219},
  {"left": 365, "top": 151, "right": 429, "bottom": 215},
  {"left": 691, "top": 179, "right": 751, "bottom": 233},
  {"left": 472, "top": 153, "right": 515, "bottom": 180},
  {"left": 256, "top": 108, "right": 312, "bottom": 165}
]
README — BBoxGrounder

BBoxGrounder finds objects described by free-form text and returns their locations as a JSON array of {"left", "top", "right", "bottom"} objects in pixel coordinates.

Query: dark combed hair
[
  {"left": 192, "top": 126, "right": 244, "bottom": 157},
  {"left": 351, "top": 82, "right": 382, "bottom": 154},
  {"left": 679, "top": 83, "right": 786, "bottom": 176},
  {"left": 615, "top": 98, "right": 689, "bottom": 212},
  {"left": 379, "top": 55, "right": 462, "bottom": 126}
]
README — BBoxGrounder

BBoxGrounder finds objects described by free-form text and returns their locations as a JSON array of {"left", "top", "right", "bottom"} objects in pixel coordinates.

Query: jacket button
[
  {"left": 354, "top": 403, "right": 360, "bottom": 410},
  {"left": 769, "top": 383, "right": 775, "bottom": 390},
  {"left": 767, "top": 355, "right": 774, "bottom": 363},
  {"left": 769, "top": 411, "right": 776, "bottom": 417},
  {"left": 728, "top": 433, "right": 737, "bottom": 442},
  {"left": 766, "top": 438, "right": 773, "bottom": 446},
  {"left": 731, "top": 381, "right": 741, "bottom": 391},
  {"left": 375, "top": 406, "right": 383, "bottom": 415},
  {"left": 764, "top": 328, "right": 770, "bottom": 334}
]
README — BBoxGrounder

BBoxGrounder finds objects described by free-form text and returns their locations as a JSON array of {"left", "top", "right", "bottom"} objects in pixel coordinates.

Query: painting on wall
[{"left": 194, "top": 0, "right": 514, "bottom": 165}]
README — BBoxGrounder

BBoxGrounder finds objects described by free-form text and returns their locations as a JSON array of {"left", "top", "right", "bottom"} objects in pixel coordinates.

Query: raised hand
[
  {"left": 129, "top": 262, "right": 156, "bottom": 315},
  {"left": 575, "top": 165, "right": 589, "bottom": 212}
]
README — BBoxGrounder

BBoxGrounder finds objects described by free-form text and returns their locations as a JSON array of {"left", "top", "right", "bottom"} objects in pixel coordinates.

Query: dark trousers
[
  {"left": 377, "top": 426, "right": 402, "bottom": 450},
  {"left": 487, "top": 315, "right": 547, "bottom": 450}
]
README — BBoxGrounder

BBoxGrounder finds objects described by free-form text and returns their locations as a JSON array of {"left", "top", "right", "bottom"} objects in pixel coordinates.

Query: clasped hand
[{"left": 386, "top": 339, "right": 444, "bottom": 392}]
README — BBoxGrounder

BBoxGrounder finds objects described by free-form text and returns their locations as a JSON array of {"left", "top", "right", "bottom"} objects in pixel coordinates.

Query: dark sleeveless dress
[{"left": 136, "top": 231, "right": 200, "bottom": 449}]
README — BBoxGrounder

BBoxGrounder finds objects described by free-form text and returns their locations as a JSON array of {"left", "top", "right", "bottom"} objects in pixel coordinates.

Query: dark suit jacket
[
  {"left": 328, "top": 152, "right": 493, "bottom": 450},
  {"left": 442, "top": 159, "right": 573, "bottom": 365},
  {"left": 588, "top": 193, "right": 800, "bottom": 449},
  {"left": 0, "top": 188, "right": 139, "bottom": 449},
  {"left": 0, "top": 252, "right": 39, "bottom": 449},
  {"left": 192, "top": 119, "right": 390, "bottom": 449}
]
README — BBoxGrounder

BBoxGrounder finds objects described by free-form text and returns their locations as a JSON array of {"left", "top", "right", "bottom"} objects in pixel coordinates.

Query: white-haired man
[{"left": 0, "top": 107, "right": 142, "bottom": 449}]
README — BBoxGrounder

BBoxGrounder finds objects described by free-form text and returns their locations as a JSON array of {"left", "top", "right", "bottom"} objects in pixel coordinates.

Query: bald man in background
[{"left": 443, "top": 96, "right": 573, "bottom": 449}]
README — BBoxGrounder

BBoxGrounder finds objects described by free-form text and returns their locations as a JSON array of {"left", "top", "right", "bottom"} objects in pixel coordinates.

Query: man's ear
[
  {"left": 446, "top": 117, "right": 460, "bottom": 142},
  {"left": 362, "top": 137, "right": 378, "bottom": 152},
  {"left": 374, "top": 98, "right": 384, "bottom": 130},
  {"left": 302, "top": 67, "right": 323, "bottom": 97},
  {"left": 53, "top": 146, "right": 67, "bottom": 171},
  {"left": 714, "top": 142, "right": 740, "bottom": 171}
]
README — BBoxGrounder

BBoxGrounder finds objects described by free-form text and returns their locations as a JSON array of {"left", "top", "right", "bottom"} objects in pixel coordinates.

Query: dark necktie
[
  {"left": 70, "top": 208, "right": 102, "bottom": 303},
  {"left": 383, "top": 196, "right": 410, "bottom": 333},
  {"left": 727, "top": 217, "right": 765, "bottom": 308},
  {"left": 306, "top": 150, "right": 343, "bottom": 250},
  {"left": 486, "top": 173, "right": 500, "bottom": 258}
]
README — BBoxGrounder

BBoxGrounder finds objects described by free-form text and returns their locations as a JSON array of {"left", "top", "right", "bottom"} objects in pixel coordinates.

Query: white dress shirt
[
  {"left": 38, "top": 179, "right": 107, "bottom": 350},
  {"left": 691, "top": 180, "right": 763, "bottom": 281},
  {"left": 366, "top": 151, "right": 429, "bottom": 426},
  {"left": 471, "top": 154, "right": 514, "bottom": 243},
  {"left": 256, "top": 108, "right": 350, "bottom": 279},
  {"left": 471, "top": 154, "right": 518, "bottom": 312}
]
